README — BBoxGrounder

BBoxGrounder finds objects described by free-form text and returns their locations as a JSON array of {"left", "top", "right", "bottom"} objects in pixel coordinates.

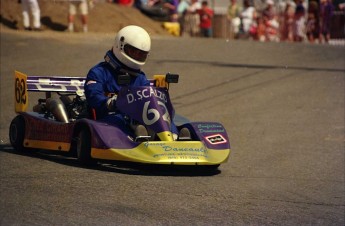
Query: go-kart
[{"left": 9, "top": 71, "right": 231, "bottom": 169}]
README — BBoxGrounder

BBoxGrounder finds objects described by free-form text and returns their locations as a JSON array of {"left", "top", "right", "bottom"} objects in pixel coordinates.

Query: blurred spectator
[
  {"left": 262, "top": 0, "right": 279, "bottom": 41},
  {"left": 197, "top": 0, "right": 213, "bottom": 37},
  {"left": 339, "top": 2, "right": 345, "bottom": 9},
  {"left": 139, "top": 0, "right": 178, "bottom": 21},
  {"left": 293, "top": 0, "right": 306, "bottom": 42},
  {"left": 147, "top": 0, "right": 160, "bottom": 6},
  {"left": 306, "top": 0, "right": 320, "bottom": 43},
  {"left": 339, "top": 1, "right": 345, "bottom": 11},
  {"left": 68, "top": 0, "right": 90, "bottom": 32},
  {"left": 133, "top": 0, "right": 146, "bottom": 8},
  {"left": 252, "top": 16, "right": 266, "bottom": 41},
  {"left": 319, "top": 0, "right": 335, "bottom": 43},
  {"left": 339, "top": 2, "right": 345, "bottom": 36},
  {"left": 177, "top": 0, "right": 190, "bottom": 36},
  {"left": 281, "top": 1, "right": 295, "bottom": 42},
  {"left": 20, "top": 0, "right": 42, "bottom": 31},
  {"left": 108, "top": 0, "right": 145, "bottom": 8},
  {"left": 164, "top": 0, "right": 179, "bottom": 22},
  {"left": 239, "top": 0, "right": 257, "bottom": 39},
  {"left": 262, "top": 0, "right": 276, "bottom": 21},
  {"left": 117, "top": 0, "right": 135, "bottom": 6},
  {"left": 184, "top": 0, "right": 201, "bottom": 37},
  {"left": 227, "top": 0, "right": 242, "bottom": 39}
]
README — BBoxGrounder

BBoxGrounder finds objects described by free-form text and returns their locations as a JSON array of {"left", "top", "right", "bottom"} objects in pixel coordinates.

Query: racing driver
[{"left": 84, "top": 25, "right": 185, "bottom": 140}]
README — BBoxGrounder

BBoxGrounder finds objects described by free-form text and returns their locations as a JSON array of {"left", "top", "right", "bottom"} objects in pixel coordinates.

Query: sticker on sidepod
[
  {"left": 205, "top": 134, "right": 227, "bottom": 145},
  {"left": 197, "top": 123, "right": 225, "bottom": 133},
  {"left": 144, "top": 142, "right": 208, "bottom": 154},
  {"left": 144, "top": 142, "right": 209, "bottom": 160}
]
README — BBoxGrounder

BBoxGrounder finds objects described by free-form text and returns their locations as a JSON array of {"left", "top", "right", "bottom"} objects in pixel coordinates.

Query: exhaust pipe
[{"left": 46, "top": 98, "right": 69, "bottom": 123}]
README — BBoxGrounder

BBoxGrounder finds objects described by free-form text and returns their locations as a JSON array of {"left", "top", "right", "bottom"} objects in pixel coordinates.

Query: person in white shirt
[{"left": 240, "top": 0, "right": 256, "bottom": 35}]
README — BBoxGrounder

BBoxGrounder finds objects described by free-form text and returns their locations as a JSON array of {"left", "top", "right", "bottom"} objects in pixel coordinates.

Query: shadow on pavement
[
  {"left": 0, "top": 15, "right": 67, "bottom": 32},
  {"left": 0, "top": 144, "right": 221, "bottom": 177},
  {"left": 0, "top": 15, "right": 18, "bottom": 30},
  {"left": 41, "top": 16, "right": 67, "bottom": 31}
]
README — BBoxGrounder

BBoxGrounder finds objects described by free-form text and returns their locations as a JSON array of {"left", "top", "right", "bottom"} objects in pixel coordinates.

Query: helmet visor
[{"left": 124, "top": 44, "right": 149, "bottom": 62}]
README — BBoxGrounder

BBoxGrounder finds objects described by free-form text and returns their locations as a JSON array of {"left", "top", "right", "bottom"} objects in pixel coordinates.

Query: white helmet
[{"left": 113, "top": 25, "right": 151, "bottom": 70}]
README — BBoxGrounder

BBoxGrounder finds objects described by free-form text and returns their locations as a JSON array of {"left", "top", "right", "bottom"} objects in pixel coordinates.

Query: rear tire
[
  {"left": 76, "top": 128, "right": 97, "bottom": 166},
  {"left": 9, "top": 115, "right": 28, "bottom": 152}
]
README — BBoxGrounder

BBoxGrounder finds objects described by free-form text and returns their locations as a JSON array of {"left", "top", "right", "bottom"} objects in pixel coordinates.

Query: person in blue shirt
[{"left": 84, "top": 25, "right": 187, "bottom": 141}]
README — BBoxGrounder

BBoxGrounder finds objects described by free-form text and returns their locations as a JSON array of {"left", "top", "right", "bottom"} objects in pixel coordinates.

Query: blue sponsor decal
[{"left": 197, "top": 123, "right": 225, "bottom": 133}]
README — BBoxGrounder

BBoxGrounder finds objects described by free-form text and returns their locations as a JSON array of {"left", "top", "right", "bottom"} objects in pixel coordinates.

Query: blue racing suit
[
  {"left": 84, "top": 50, "right": 178, "bottom": 136},
  {"left": 85, "top": 50, "right": 150, "bottom": 119}
]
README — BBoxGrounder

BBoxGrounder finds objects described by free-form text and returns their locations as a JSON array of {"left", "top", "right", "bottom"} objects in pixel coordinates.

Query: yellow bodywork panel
[
  {"left": 153, "top": 75, "right": 168, "bottom": 88},
  {"left": 14, "top": 71, "right": 29, "bottom": 113},
  {"left": 91, "top": 141, "right": 230, "bottom": 165},
  {"left": 24, "top": 139, "right": 71, "bottom": 152},
  {"left": 156, "top": 131, "right": 174, "bottom": 141}
]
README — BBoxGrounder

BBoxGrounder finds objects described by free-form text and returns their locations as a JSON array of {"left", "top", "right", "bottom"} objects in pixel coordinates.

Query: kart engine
[
  {"left": 33, "top": 94, "right": 89, "bottom": 122},
  {"left": 60, "top": 94, "right": 89, "bottom": 120}
]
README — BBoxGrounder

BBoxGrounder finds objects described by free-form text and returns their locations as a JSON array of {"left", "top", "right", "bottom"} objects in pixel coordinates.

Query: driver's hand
[{"left": 106, "top": 94, "right": 117, "bottom": 111}]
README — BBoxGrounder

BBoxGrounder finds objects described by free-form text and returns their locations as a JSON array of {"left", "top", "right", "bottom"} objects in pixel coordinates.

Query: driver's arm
[{"left": 84, "top": 68, "right": 109, "bottom": 116}]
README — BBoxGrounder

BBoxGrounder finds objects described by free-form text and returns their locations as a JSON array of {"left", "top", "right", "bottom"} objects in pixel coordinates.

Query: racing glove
[{"left": 106, "top": 94, "right": 118, "bottom": 111}]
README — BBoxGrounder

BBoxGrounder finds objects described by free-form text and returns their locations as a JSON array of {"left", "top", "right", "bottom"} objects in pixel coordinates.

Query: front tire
[
  {"left": 9, "top": 115, "right": 28, "bottom": 152},
  {"left": 76, "top": 128, "right": 97, "bottom": 166}
]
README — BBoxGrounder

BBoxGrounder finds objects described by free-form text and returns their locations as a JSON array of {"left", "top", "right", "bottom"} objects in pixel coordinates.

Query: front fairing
[{"left": 88, "top": 120, "right": 230, "bottom": 165}]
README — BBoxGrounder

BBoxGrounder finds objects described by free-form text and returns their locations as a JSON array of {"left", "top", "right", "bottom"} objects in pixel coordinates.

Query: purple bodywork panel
[
  {"left": 116, "top": 86, "right": 175, "bottom": 134},
  {"left": 83, "top": 119, "right": 139, "bottom": 149},
  {"left": 24, "top": 112, "right": 74, "bottom": 143}
]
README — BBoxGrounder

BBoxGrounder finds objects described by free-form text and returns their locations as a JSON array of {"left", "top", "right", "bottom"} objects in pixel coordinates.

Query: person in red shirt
[
  {"left": 197, "top": 0, "right": 214, "bottom": 37},
  {"left": 117, "top": 0, "right": 134, "bottom": 7}
]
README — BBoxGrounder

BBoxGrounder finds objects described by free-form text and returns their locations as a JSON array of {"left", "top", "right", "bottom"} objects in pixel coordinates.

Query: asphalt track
[{"left": 0, "top": 29, "right": 344, "bottom": 225}]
